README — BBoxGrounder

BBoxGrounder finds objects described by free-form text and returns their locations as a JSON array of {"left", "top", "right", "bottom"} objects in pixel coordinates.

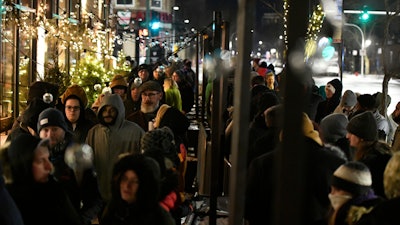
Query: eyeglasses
[
  {"left": 141, "top": 92, "right": 159, "bottom": 97},
  {"left": 66, "top": 106, "right": 81, "bottom": 111}
]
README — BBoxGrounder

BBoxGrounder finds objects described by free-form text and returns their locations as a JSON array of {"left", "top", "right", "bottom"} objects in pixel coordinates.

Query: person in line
[
  {"left": 163, "top": 77, "right": 182, "bottom": 112},
  {"left": 127, "top": 81, "right": 164, "bottom": 132},
  {"left": 333, "top": 90, "right": 357, "bottom": 117},
  {"left": 327, "top": 161, "right": 383, "bottom": 225},
  {"left": 5, "top": 134, "right": 84, "bottom": 225},
  {"left": 124, "top": 77, "right": 142, "bottom": 118},
  {"left": 6, "top": 81, "right": 59, "bottom": 142},
  {"left": 346, "top": 111, "right": 392, "bottom": 198},
  {"left": 319, "top": 113, "right": 351, "bottom": 160},
  {"left": 356, "top": 151, "right": 400, "bottom": 225},
  {"left": 37, "top": 108, "right": 103, "bottom": 224},
  {"left": 86, "top": 94, "right": 145, "bottom": 204},
  {"left": 245, "top": 113, "right": 346, "bottom": 225},
  {"left": 110, "top": 74, "right": 129, "bottom": 101},
  {"left": 315, "top": 78, "right": 343, "bottom": 124},
  {"left": 349, "top": 94, "right": 389, "bottom": 142},
  {"left": 61, "top": 84, "right": 96, "bottom": 143},
  {"left": 172, "top": 69, "right": 194, "bottom": 115},
  {"left": 100, "top": 154, "right": 175, "bottom": 225}
]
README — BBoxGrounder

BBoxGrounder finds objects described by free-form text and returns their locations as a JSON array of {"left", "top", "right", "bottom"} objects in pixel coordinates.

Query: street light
[{"left": 345, "top": 23, "right": 365, "bottom": 75}]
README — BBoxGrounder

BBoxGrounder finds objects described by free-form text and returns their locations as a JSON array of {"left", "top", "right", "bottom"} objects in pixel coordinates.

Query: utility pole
[
  {"left": 344, "top": 23, "right": 364, "bottom": 76},
  {"left": 145, "top": 0, "right": 150, "bottom": 64}
]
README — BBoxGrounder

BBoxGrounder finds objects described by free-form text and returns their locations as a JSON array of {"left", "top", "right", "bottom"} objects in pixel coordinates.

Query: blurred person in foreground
[
  {"left": 5, "top": 134, "right": 84, "bottom": 225},
  {"left": 356, "top": 151, "right": 400, "bottom": 225},
  {"left": 327, "top": 161, "right": 383, "bottom": 225},
  {"left": 100, "top": 154, "right": 175, "bottom": 225}
]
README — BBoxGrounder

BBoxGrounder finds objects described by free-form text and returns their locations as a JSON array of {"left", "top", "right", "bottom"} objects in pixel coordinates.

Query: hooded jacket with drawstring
[{"left": 86, "top": 94, "right": 145, "bottom": 202}]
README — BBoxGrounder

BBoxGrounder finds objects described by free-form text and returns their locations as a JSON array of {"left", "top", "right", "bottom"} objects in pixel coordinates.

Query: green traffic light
[
  {"left": 361, "top": 12, "right": 369, "bottom": 21},
  {"left": 360, "top": 5, "right": 369, "bottom": 22}
]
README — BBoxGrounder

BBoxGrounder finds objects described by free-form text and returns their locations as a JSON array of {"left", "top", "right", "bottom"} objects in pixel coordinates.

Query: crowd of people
[
  {"left": 1, "top": 56, "right": 400, "bottom": 225},
  {"left": 0, "top": 59, "right": 196, "bottom": 225},
  {"left": 242, "top": 58, "right": 400, "bottom": 225}
]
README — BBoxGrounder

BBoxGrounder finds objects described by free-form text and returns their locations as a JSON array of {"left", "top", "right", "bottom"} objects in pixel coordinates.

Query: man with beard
[
  {"left": 127, "top": 81, "right": 164, "bottom": 132},
  {"left": 86, "top": 93, "right": 145, "bottom": 204}
]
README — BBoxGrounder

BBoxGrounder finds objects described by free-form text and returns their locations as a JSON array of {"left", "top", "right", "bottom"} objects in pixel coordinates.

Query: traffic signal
[
  {"left": 360, "top": 5, "right": 370, "bottom": 22},
  {"left": 150, "top": 11, "right": 160, "bottom": 36}
]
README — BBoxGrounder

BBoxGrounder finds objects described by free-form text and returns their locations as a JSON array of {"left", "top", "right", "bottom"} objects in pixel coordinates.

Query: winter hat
[
  {"left": 21, "top": 98, "right": 52, "bottom": 133},
  {"left": 331, "top": 161, "right": 372, "bottom": 196},
  {"left": 319, "top": 113, "right": 349, "bottom": 143},
  {"left": 327, "top": 78, "right": 343, "bottom": 99},
  {"left": 61, "top": 84, "right": 88, "bottom": 107},
  {"left": 357, "top": 94, "right": 376, "bottom": 110},
  {"left": 109, "top": 74, "right": 128, "bottom": 90},
  {"left": 139, "top": 80, "right": 162, "bottom": 93},
  {"left": 130, "top": 77, "right": 142, "bottom": 90},
  {"left": 141, "top": 126, "right": 175, "bottom": 152},
  {"left": 37, "top": 108, "right": 69, "bottom": 133},
  {"left": 346, "top": 111, "right": 378, "bottom": 141},
  {"left": 28, "top": 81, "right": 59, "bottom": 106},
  {"left": 383, "top": 151, "right": 400, "bottom": 199},
  {"left": 341, "top": 90, "right": 357, "bottom": 108}
]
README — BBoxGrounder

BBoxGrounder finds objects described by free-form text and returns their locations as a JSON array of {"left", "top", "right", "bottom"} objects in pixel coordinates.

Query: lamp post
[{"left": 345, "top": 23, "right": 364, "bottom": 75}]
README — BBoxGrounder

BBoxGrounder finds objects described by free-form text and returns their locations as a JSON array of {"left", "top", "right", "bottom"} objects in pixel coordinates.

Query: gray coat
[{"left": 86, "top": 94, "right": 145, "bottom": 202}]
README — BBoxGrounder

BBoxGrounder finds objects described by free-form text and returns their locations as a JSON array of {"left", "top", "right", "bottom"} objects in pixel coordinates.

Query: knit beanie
[
  {"left": 110, "top": 74, "right": 128, "bottom": 89},
  {"left": 319, "top": 113, "right": 349, "bottom": 143},
  {"left": 28, "top": 81, "right": 59, "bottom": 106},
  {"left": 346, "top": 111, "right": 377, "bottom": 141},
  {"left": 37, "top": 108, "right": 69, "bottom": 133},
  {"left": 357, "top": 94, "right": 376, "bottom": 110},
  {"left": 341, "top": 90, "right": 357, "bottom": 108},
  {"left": 130, "top": 77, "right": 142, "bottom": 90},
  {"left": 21, "top": 98, "right": 52, "bottom": 133},
  {"left": 141, "top": 126, "right": 180, "bottom": 168},
  {"left": 61, "top": 84, "right": 88, "bottom": 107},
  {"left": 141, "top": 126, "right": 175, "bottom": 154},
  {"left": 331, "top": 161, "right": 372, "bottom": 196},
  {"left": 327, "top": 78, "right": 343, "bottom": 99}
]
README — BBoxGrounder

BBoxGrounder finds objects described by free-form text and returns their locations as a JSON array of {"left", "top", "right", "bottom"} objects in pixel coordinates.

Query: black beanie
[
  {"left": 28, "top": 81, "right": 59, "bottom": 106},
  {"left": 346, "top": 111, "right": 377, "bottom": 141},
  {"left": 357, "top": 94, "right": 376, "bottom": 110},
  {"left": 37, "top": 108, "right": 69, "bottom": 133}
]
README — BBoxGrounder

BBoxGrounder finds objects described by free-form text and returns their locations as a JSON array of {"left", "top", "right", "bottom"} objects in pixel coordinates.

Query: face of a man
[
  {"left": 138, "top": 69, "right": 149, "bottom": 82},
  {"left": 392, "top": 102, "right": 400, "bottom": 123},
  {"left": 39, "top": 126, "right": 66, "bottom": 148},
  {"left": 32, "top": 145, "right": 53, "bottom": 183},
  {"left": 101, "top": 105, "right": 118, "bottom": 125},
  {"left": 141, "top": 90, "right": 162, "bottom": 113},
  {"left": 65, "top": 98, "right": 81, "bottom": 124}
]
